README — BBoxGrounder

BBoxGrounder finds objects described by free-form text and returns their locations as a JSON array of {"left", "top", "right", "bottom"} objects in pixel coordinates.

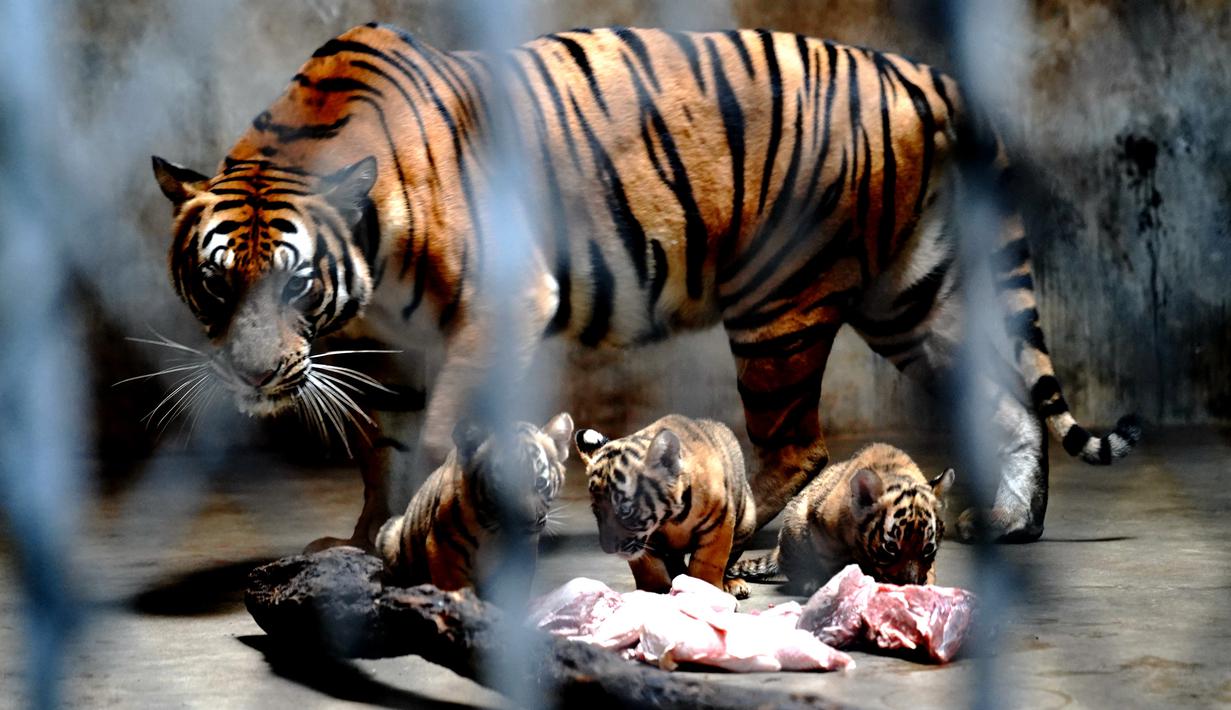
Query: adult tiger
[{"left": 151, "top": 23, "right": 1138, "bottom": 549}]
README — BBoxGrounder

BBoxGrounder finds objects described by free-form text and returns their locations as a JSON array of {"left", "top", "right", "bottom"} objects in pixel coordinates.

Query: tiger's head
[
  {"left": 150, "top": 155, "right": 379, "bottom": 418},
  {"left": 453, "top": 413, "right": 574, "bottom": 535},
  {"left": 575, "top": 427, "right": 686, "bottom": 559},
  {"left": 850, "top": 466, "right": 955, "bottom": 585}
]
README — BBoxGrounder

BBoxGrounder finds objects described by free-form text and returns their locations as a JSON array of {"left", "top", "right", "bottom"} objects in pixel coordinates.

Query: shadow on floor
[
  {"left": 131, "top": 557, "right": 275, "bottom": 616},
  {"left": 238, "top": 635, "right": 481, "bottom": 710}
]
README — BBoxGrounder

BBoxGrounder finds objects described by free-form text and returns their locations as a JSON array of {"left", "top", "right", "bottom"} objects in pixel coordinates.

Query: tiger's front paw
[{"left": 724, "top": 577, "right": 751, "bottom": 600}]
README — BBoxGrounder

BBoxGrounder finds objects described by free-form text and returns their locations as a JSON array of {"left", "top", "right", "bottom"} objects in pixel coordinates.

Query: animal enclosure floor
[{"left": 2, "top": 429, "right": 1229, "bottom": 708}]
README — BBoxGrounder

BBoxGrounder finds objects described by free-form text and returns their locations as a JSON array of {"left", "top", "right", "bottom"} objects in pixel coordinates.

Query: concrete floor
[{"left": 2, "top": 429, "right": 1230, "bottom": 708}]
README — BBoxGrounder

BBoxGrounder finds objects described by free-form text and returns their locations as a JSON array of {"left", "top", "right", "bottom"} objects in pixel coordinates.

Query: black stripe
[
  {"left": 796, "top": 35, "right": 812, "bottom": 95},
  {"left": 649, "top": 239, "right": 669, "bottom": 306},
  {"left": 507, "top": 53, "right": 573, "bottom": 335},
  {"left": 705, "top": 38, "right": 747, "bottom": 271},
  {"left": 755, "top": 29, "right": 784, "bottom": 215},
  {"left": 671, "top": 486, "right": 693, "bottom": 524},
  {"left": 621, "top": 54, "right": 706, "bottom": 299},
  {"left": 438, "top": 244, "right": 466, "bottom": 329},
  {"left": 879, "top": 56, "right": 937, "bottom": 216},
  {"left": 613, "top": 27, "right": 661, "bottom": 92},
  {"left": 992, "top": 237, "right": 1031, "bottom": 274},
  {"left": 516, "top": 51, "right": 584, "bottom": 170},
  {"left": 549, "top": 34, "right": 610, "bottom": 116},
  {"left": 1006, "top": 308, "right": 1049, "bottom": 355},
  {"left": 724, "top": 30, "right": 756, "bottom": 78},
  {"left": 997, "top": 272, "right": 1035, "bottom": 292},
  {"left": 689, "top": 501, "right": 729, "bottom": 548},
  {"left": 728, "top": 321, "right": 838, "bottom": 360},
  {"left": 872, "top": 55, "right": 898, "bottom": 270},
  {"left": 665, "top": 31, "right": 706, "bottom": 92},
  {"left": 1062, "top": 425, "right": 1092, "bottom": 457},
  {"left": 580, "top": 241, "right": 614, "bottom": 346},
  {"left": 569, "top": 94, "right": 648, "bottom": 284},
  {"left": 719, "top": 99, "right": 808, "bottom": 302},
  {"left": 850, "top": 257, "right": 951, "bottom": 338},
  {"left": 736, "top": 368, "right": 824, "bottom": 412},
  {"left": 252, "top": 111, "right": 351, "bottom": 143}
]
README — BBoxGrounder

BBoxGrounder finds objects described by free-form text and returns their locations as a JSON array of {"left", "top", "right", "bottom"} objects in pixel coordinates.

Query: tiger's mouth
[
  {"left": 616, "top": 537, "right": 650, "bottom": 560},
  {"left": 234, "top": 388, "right": 299, "bottom": 418}
]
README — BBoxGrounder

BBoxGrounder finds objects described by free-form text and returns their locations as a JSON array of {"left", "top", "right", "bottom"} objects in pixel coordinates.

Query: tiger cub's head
[
  {"left": 453, "top": 413, "right": 573, "bottom": 534},
  {"left": 151, "top": 155, "right": 379, "bottom": 418},
  {"left": 850, "top": 464, "right": 955, "bottom": 585},
  {"left": 575, "top": 427, "right": 686, "bottom": 559}
]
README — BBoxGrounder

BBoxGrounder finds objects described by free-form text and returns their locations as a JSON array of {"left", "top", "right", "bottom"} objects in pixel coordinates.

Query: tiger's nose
[{"left": 240, "top": 368, "right": 278, "bottom": 388}]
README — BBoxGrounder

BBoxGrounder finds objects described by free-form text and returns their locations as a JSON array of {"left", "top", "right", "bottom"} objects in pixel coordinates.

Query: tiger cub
[
  {"left": 375, "top": 413, "right": 573, "bottom": 594},
  {"left": 729, "top": 443, "right": 954, "bottom": 595},
  {"left": 575, "top": 415, "right": 756, "bottom": 599}
]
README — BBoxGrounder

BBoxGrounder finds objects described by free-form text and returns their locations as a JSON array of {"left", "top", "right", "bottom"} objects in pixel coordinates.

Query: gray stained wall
[{"left": 70, "top": 0, "right": 1229, "bottom": 464}]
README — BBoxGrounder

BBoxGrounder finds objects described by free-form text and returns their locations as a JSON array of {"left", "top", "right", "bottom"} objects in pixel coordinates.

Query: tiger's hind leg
[{"left": 724, "top": 309, "right": 842, "bottom": 531}]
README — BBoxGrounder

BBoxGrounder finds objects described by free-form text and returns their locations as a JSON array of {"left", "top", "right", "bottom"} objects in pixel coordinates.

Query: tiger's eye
[
  {"left": 200, "top": 268, "right": 230, "bottom": 302},
  {"left": 283, "top": 272, "right": 315, "bottom": 304}
]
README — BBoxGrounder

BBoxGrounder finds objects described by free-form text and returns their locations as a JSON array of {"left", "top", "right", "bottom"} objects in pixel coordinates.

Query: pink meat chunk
[
  {"left": 797, "top": 564, "right": 976, "bottom": 663},
  {"left": 528, "top": 577, "right": 625, "bottom": 641},
  {"left": 531, "top": 575, "right": 853, "bottom": 672}
]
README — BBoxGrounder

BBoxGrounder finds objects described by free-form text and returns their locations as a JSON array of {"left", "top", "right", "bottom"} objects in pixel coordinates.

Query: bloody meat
[{"left": 796, "top": 564, "right": 975, "bottom": 663}]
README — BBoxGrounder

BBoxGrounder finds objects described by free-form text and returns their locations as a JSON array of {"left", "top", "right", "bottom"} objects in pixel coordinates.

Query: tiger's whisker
[
  {"left": 308, "top": 349, "right": 402, "bottom": 359},
  {"left": 157, "top": 373, "right": 213, "bottom": 432},
  {"left": 310, "top": 363, "right": 396, "bottom": 393},
  {"left": 141, "top": 372, "right": 208, "bottom": 426},
  {"left": 310, "top": 373, "right": 375, "bottom": 427},
  {"left": 113, "top": 362, "right": 207, "bottom": 387},
  {"left": 126, "top": 328, "right": 205, "bottom": 356}
]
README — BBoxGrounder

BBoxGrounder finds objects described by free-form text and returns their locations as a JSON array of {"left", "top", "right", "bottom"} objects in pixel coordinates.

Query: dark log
[{"left": 245, "top": 547, "right": 851, "bottom": 709}]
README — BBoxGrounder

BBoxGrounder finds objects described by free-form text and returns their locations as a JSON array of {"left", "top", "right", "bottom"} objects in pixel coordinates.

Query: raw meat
[
  {"left": 530, "top": 575, "right": 854, "bottom": 672},
  {"left": 796, "top": 564, "right": 975, "bottom": 663},
  {"left": 527, "top": 577, "right": 624, "bottom": 640}
]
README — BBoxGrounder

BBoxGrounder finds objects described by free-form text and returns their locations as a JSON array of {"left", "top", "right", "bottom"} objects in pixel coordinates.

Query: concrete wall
[{"left": 65, "top": 1, "right": 1230, "bottom": 466}]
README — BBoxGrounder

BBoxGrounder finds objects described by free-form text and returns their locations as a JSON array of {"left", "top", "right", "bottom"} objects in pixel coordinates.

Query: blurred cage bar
[{"left": 1, "top": 0, "right": 1229, "bottom": 708}]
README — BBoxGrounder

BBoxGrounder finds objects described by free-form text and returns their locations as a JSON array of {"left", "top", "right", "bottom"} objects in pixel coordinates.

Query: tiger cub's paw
[{"left": 724, "top": 576, "right": 751, "bottom": 600}]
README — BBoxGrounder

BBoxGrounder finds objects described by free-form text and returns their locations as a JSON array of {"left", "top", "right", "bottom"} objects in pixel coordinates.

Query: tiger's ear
[
  {"left": 929, "top": 467, "right": 955, "bottom": 500},
  {"left": 849, "top": 468, "right": 883, "bottom": 512},
  {"left": 574, "top": 428, "right": 608, "bottom": 466},
  {"left": 543, "top": 412, "right": 574, "bottom": 463},
  {"left": 320, "top": 156, "right": 378, "bottom": 228},
  {"left": 646, "top": 430, "right": 682, "bottom": 480},
  {"left": 152, "top": 156, "right": 209, "bottom": 207},
  {"left": 452, "top": 418, "right": 487, "bottom": 465}
]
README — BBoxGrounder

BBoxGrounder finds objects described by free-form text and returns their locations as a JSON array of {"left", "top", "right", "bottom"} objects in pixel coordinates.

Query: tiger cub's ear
[
  {"left": 849, "top": 468, "right": 884, "bottom": 514},
  {"left": 645, "top": 430, "right": 682, "bottom": 480},
  {"left": 929, "top": 468, "right": 956, "bottom": 501},
  {"left": 574, "top": 428, "right": 608, "bottom": 466},
  {"left": 543, "top": 412, "right": 574, "bottom": 462},
  {"left": 152, "top": 156, "right": 209, "bottom": 208},
  {"left": 320, "top": 156, "right": 378, "bottom": 228}
]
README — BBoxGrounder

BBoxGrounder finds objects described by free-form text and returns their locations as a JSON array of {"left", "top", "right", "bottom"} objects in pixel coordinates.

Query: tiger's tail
[
  {"left": 726, "top": 549, "right": 781, "bottom": 581},
  {"left": 969, "top": 112, "right": 1143, "bottom": 465}
]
